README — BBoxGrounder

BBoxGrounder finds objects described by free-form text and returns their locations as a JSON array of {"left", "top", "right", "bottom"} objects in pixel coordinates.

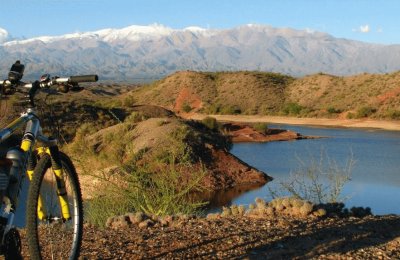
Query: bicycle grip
[{"left": 69, "top": 75, "right": 98, "bottom": 83}]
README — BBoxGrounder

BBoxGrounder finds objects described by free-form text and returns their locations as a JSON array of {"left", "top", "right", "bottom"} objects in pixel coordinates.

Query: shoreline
[{"left": 187, "top": 114, "right": 400, "bottom": 131}]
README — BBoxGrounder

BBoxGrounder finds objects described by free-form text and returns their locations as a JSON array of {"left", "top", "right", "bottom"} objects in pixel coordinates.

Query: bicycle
[{"left": 0, "top": 61, "right": 98, "bottom": 259}]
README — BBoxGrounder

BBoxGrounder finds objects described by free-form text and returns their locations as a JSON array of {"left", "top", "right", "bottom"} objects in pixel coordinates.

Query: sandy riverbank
[{"left": 188, "top": 114, "right": 400, "bottom": 131}]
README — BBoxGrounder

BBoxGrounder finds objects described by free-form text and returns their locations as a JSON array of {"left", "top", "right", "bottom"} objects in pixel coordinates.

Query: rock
[
  {"left": 129, "top": 212, "right": 147, "bottom": 224},
  {"left": 276, "top": 204, "right": 285, "bottom": 212},
  {"left": 265, "top": 207, "right": 274, "bottom": 216},
  {"left": 105, "top": 217, "right": 115, "bottom": 228},
  {"left": 291, "top": 198, "right": 304, "bottom": 208},
  {"left": 206, "top": 213, "right": 220, "bottom": 220},
  {"left": 221, "top": 207, "right": 232, "bottom": 217},
  {"left": 238, "top": 205, "right": 246, "bottom": 216},
  {"left": 282, "top": 197, "right": 291, "bottom": 208},
  {"left": 300, "top": 202, "right": 313, "bottom": 217},
  {"left": 138, "top": 219, "right": 154, "bottom": 229},
  {"left": 255, "top": 198, "right": 266, "bottom": 209},
  {"left": 291, "top": 207, "right": 300, "bottom": 217},
  {"left": 315, "top": 208, "right": 327, "bottom": 217},
  {"left": 231, "top": 205, "right": 239, "bottom": 216}
]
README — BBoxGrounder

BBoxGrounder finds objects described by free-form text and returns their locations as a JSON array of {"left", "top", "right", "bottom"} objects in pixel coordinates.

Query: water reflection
[
  {"left": 203, "top": 183, "right": 266, "bottom": 211},
  {"left": 222, "top": 124, "right": 400, "bottom": 215}
]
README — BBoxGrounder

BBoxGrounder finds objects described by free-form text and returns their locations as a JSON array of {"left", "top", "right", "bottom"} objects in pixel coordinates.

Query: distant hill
[
  {"left": 128, "top": 70, "right": 400, "bottom": 120},
  {"left": 1, "top": 24, "right": 400, "bottom": 80}
]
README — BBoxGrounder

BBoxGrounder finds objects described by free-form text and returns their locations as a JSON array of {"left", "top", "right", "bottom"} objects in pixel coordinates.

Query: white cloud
[
  {"left": 0, "top": 27, "right": 8, "bottom": 43},
  {"left": 377, "top": 28, "right": 383, "bottom": 33},
  {"left": 359, "top": 24, "right": 370, "bottom": 33}
]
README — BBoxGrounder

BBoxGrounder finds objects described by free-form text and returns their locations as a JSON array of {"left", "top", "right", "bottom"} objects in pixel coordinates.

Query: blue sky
[{"left": 0, "top": 0, "right": 399, "bottom": 44}]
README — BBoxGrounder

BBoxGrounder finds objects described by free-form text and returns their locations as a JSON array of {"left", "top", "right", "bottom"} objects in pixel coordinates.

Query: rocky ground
[
  {"left": 18, "top": 198, "right": 400, "bottom": 259},
  {"left": 18, "top": 214, "right": 400, "bottom": 259}
]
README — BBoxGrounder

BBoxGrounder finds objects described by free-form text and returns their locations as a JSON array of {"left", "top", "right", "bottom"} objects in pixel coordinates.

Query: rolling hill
[{"left": 127, "top": 70, "right": 400, "bottom": 120}]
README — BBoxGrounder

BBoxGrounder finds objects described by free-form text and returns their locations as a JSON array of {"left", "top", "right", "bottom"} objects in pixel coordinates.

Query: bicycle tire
[{"left": 26, "top": 152, "right": 83, "bottom": 260}]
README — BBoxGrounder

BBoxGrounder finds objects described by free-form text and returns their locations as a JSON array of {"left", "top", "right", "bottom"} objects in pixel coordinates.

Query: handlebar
[
  {"left": 1, "top": 74, "right": 98, "bottom": 89},
  {"left": 69, "top": 75, "right": 99, "bottom": 83},
  {"left": 0, "top": 73, "right": 99, "bottom": 106}
]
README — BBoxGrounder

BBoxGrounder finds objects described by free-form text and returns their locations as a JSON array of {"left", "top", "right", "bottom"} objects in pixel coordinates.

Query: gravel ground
[{"left": 19, "top": 214, "right": 400, "bottom": 259}]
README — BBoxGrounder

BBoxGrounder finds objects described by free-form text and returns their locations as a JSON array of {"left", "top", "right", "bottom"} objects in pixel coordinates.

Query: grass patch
[
  {"left": 85, "top": 158, "right": 207, "bottom": 227},
  {"left": 386, "top": 109, "right": 400, "bottom": 120},
  {"left": 356, "top": 106, "right": 377, "bottom": 118},
  {"left": 253, "top": 122, "right": 269, "bottom": 134},
  {"left": 283, "top": 102, "right": 303, "bottom": 116}
]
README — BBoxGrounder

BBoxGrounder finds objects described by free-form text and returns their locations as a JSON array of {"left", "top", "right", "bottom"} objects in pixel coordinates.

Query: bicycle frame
[{"left": 0, "top": 108, "right": 72, "bottom": 224}]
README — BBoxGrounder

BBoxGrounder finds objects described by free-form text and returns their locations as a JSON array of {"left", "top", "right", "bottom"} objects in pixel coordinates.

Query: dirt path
[{"left": 188, "top": 114, "right": 400, "bottom": 131}]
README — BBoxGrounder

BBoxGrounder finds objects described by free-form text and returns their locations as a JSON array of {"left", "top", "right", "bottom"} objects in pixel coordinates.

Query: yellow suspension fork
[
  {"left": 35, "top": 146, "right": 71, "bottom": 220},
  {"left": 32, "top": 147, "right": 47, "bottom": 221},
  {"left": 48, "top": 145, "right": 71, "bottom": 220},
  {"left": 22, "top": 139, "right": 47, "bottom": 220}
]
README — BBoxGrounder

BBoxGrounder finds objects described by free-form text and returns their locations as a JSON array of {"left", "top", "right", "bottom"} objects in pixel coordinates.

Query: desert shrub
[
  {"left": 273, "top": 149, "right": 355, "bottom": 204},
  {"left": 207, "top": 103, "right": 221, "bottom": 114},
  {"left": 246, "top": 106, "right": 259, "bottom": 115},
  {"left": 327, "top": 107, "right": 342, "bottom": 114},
  {"left": 85, "top": 157, "right": 207, "bottom": 227},
  {"left": 253, "top": 122, "right": 269, "bottom": 134},
  {"left": 201, "top": 116, "right": 219, "bottom": 131},
  {"left": 154, "top": 125, "right": 200, "bottom": 164},
  {"left": 85, "top": 193, "right": 132, "bottom": 228},
  {"left": 283, "top": 102, "right": 303, "bottom": 116},
  {"left": 67, "top": 123, "right": 99, "bottom": 161},
  {"left": 125, "top": 111, "right": 148, "bottom": 123},
  {"left": 346, "top": 112, "right": 356, "bottom": 119},
  {"left": 122, "top": 95, "right": 135, "bottom": 107},
  {"left": 356, "top": 106, "right": 377, "bottom": 118},
  {"left": 182, "top": 102, "right": 192, "bottom": 113},
  {"left": 386, "top": 109, "right": 400, "bottom": 120},
  {"left": 220, "top": 105, "right": 241, "bottom": 115}
]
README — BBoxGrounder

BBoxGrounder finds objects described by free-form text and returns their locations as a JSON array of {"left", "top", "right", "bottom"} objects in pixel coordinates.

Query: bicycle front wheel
[{"left": 26, "top": 152, "right": 83, "bottom": 260}]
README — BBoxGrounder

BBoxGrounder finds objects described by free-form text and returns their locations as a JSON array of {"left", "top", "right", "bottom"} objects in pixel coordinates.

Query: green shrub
[
  {"left": 125, "top": 111, "right": 148, "bottom": 123},
  {"left": 123, "top": 95, "right": 135, "bottom": 107},
  {"left": 386, "top": 110, "right": 400, "bottom": 120},
  {"left": 253, "top": 122, "right": 269, "bottom": 134},
  {"left": 85, "top": 194, "right": 132, "bottom": 228},
  {"left": 346, "top": 112, "right": 356, "bottom": 119},
  {"left": 182, "top": 102, "right": 192, "bottom": 113},
  {"left": 201, "top": 116, "right": 219, "bottom": 131},
  {"left": 327, "top": 107, "right": 342, "bottom": 114},
  {"left": 207, "top": 103, "right": 221, "bottom": 114},
  {"left": 85, "top": 159, "right": 207, "bottom": 227},
  {"left": 283, "top": 102, "right": 303, "bottom": 116},
  {"left": 220, "top": 105, "right": 241, "bottom": 115},
  {"left": 152, "top": 125, "right": 203, "bottom": 165},
  {"left": 356, "top": 106, "right": 377, "bottom": 118}
]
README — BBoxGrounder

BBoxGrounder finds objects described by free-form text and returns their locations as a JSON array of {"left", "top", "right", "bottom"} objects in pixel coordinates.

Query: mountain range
[{"left": 1, "top": 24, "right": 400, "bottom": 81}]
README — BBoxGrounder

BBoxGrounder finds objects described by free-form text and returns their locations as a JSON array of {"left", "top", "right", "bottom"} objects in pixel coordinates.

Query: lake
[{"left": 215, "top": 124, "right": 400, "bottom": 215}]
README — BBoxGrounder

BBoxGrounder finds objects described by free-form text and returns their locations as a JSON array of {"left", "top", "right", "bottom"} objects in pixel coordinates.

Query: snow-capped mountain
[{"left": 1, "top": 24, "right": 400, "bottom": 81}]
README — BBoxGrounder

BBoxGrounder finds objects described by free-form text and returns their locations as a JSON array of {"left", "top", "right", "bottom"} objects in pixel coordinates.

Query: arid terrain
[
  {"left": 128, "top": 70, "right": 400, "bottom": 121},
  {"left": 19, "top": 212, "right": 400, "bottom": 259},
  {"left": 10, "top": 70, "right": 400, "bottom": 259}
]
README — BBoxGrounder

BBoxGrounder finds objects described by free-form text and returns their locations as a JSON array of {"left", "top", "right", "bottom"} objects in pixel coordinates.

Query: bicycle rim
[{"left": 26, "top": 154, "right": 83, "bottom": 260}]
